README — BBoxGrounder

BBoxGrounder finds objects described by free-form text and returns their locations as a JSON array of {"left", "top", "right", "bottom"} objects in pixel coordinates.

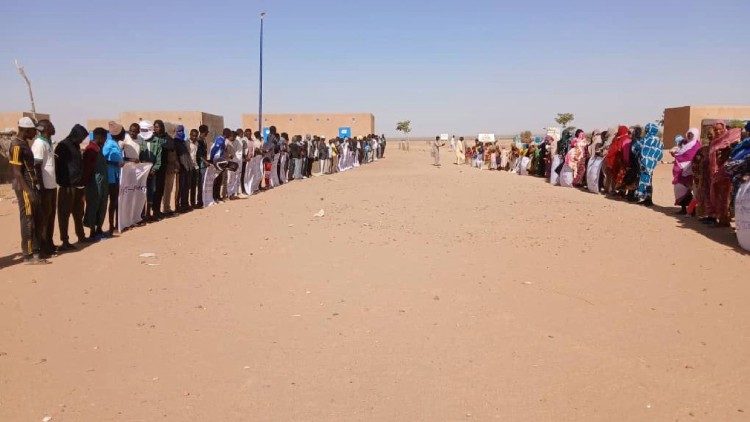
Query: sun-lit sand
[{"left": 0, "top": 146, "right": 748, "bottom": 420}]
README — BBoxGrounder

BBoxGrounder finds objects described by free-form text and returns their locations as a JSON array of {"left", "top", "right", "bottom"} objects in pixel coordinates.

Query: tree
[
  {"left": 396, "top": 120, "right": 412, "bottom": 151},
  {"left": 555, "top": 113, "right": 574, "bottom": 128},
  {"left": 396, "top": 120, "right": 411, "bottom": 136},
  {"left": 657, "top": 111, "right": 665, "bottom": 127},
  {"left": 728, "top": 119, "right": 746, "bottom": 129}
]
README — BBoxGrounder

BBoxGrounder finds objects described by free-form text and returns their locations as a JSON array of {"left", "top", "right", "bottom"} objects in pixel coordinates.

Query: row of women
[{"left": 478, "top": 120, "right": 750, "bottom": 234}]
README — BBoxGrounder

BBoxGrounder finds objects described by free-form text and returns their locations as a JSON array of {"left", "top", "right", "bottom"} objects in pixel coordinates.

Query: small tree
[
  {"left": 555, "top": 113, "right": 574, "bottom": 128},
  {"left": 657, "top": 111, "right": 665, "bottom": 127},
  {"left": 396, "top": 120, "right": 411, "bottom": 136},
  {"left": 728, "top": 119, "right": 746, "bottom": 129},
  {"left": 396, "top": 120, "right": 411, "bottom": 151}
]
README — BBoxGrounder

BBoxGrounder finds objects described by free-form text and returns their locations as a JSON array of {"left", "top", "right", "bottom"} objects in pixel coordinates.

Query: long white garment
[
  {"left": 549, "top": 155, "right": 563, "bottom": 185},
  {"left": 270, "top": 154, "right": 280, "bottom": 187},
  {"left": 735, "top": 180, "right": 750, "bottom": 251},
  {"left": 559, "top": 164, "right": 575, "bottom": 187},
  {"left": 586, "top": 156, "right": 605, "bottom": 194},
  {"left": 519, "top": 157, "right": 530, "bottom": 175},
  {"left": 117, "top": 162, "right": 152, "bottom": 231},
  {"left": 226, "top": 158, "right": 242, "bottom": 197},
  {"left": 279, "top": 154, "right": 288, "bottom": 183},
  {"left": 201, "top": 165, "right": 219, "bottom": 207},
  {"left": 243, "top": 156, "right": 262, "bottom": 194}
]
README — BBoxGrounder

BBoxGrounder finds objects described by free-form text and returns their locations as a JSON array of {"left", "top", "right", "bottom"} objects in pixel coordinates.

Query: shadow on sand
[
  {"left": 0, "top": 239, "right": 99, "bottom": 271},
  {"left": 592, "top": 189, "right": 748, "bottom": 255}
]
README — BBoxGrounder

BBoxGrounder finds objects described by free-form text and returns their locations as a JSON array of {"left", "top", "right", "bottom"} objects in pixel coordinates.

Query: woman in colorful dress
[
  {"left": 603, "top": 126, "right": 629, "bottom": 196},
  {"left": 634, "top": 123, "right": 663, "bottom": 206},
  {"left": 703, "top": 121, "right": 741, "bottom": 227},
  {"left": 670, "top": 128, "right": 701, "bottom": 214}
]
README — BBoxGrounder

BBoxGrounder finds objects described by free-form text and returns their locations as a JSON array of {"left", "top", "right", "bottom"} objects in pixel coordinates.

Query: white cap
[{"left": 18, "top": 116, "right": 36, "bottom": 129}]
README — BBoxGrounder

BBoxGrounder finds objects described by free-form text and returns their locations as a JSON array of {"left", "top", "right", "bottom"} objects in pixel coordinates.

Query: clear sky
[{"left": 2, "top": 0, "right": 749, "bottom": 137}]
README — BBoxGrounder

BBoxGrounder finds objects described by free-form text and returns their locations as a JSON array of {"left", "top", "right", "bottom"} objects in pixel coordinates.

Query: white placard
[
  {"left": 227, "top": 158, "right": 242, "bottom": 197},
  {"left": 736, "top": 180, "right": 750, "bottom": 251},
  {"left": 118, "top": 162, "right": 152, "bottom": 231},
  {"left": 478, "top": 133, "right": 495, "bottom": 143},
  {"left": 201, "top": 165, "right": 219, "bottom": 207}
]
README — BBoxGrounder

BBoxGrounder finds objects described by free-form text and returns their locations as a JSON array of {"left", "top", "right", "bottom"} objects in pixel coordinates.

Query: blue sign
[
  {"left": 262, "top": 127, "right": 271, "bottom": 141},
  {"left": 338, "top": 127, "right": 352, "bottom": 139}
]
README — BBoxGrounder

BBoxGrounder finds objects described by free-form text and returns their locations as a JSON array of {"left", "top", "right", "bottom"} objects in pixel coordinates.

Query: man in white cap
[
  {"left": 31, "top": 119, "right": 58, "bottom": 256},
  {"left": 9, "top": 117, "right": 49, "bottom": 264}
]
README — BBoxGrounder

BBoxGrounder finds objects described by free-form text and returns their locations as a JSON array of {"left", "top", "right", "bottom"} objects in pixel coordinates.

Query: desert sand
[{"left": 0, "top": 146, "right": 748, "bottom": 421}]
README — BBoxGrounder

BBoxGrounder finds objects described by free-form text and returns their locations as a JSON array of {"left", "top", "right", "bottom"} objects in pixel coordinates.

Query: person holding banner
[
  {"left": 137, "top": 120, "right": 163, "bottom": 221},
  {"left": 120, "top": 123, "right": 141, "bottom": 162}
]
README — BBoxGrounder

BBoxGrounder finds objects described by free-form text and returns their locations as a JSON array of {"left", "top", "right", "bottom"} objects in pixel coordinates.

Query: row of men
[{"left": 6, "top": 115, "right": 386, "bottom": 264}]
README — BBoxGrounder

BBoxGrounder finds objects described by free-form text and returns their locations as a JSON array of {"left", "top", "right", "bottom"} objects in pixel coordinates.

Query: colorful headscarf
[{"left": 175, "top": 124, "right": 186, "bottom": 141}]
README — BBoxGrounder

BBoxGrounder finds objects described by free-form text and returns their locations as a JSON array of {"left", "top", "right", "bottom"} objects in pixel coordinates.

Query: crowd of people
[
  {"left": 436, "top": 120, "right": 750, "bottom": 233},
  {"left": 5, "top": 115, "right": 387, "bottom": 264}
]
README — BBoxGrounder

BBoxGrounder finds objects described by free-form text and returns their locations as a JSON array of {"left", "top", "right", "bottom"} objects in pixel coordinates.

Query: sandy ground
[{"left": 0, "top": 146, "right": 748, "bottom": 421}]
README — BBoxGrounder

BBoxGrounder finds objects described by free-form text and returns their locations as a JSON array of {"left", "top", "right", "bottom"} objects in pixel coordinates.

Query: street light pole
[{"left": 258, "top": 12, "right": 266, "bottom": 138}]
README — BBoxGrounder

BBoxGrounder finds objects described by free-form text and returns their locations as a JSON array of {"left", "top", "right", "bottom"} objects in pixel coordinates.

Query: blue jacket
[{"left": 210, "top": 136, "right": 226, "bottom": 162}]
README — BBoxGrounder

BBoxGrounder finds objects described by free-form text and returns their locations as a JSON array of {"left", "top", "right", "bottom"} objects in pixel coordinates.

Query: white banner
[
  {"left": 243, "top": 156, "right": 263, "bottom": 194},
  {"left": 736, "top": 180, "right": 750, "bottom": 251},
  {"left": 118, "top": 162, "right": 152, "bottom": 231},
  {"left": 478, "top": 133, "right": 495, "bottom": 143},
  {"left": 227, "top": 159, "right": 241, "bottom": 197},
  {"left": 279, "top": 153, "right": 288, "bottom": 183},
  {"left": 586, "top": 156, "right": 604, "bottom": 194},
  {"left": 202, "top": 165, "right": 219, "bottom": 207},
  {"left": 440, "top": 134, "right": 449, "bottom": 141},
  {"left": 270, "top": 154, "right": 280, "bottom": 187},
  {"left": 549, "top": 154, "right": 562, "bottom": 186}
]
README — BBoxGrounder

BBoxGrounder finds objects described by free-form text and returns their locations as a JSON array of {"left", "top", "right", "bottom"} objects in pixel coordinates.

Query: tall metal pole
[{"left": 258, "top": 12, "right": 266, "bottom": 137}]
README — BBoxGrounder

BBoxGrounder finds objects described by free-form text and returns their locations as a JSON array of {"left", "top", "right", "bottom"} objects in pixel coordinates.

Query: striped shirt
[{"left": 8, "top": 137, "right": 38, "bottom": 191}]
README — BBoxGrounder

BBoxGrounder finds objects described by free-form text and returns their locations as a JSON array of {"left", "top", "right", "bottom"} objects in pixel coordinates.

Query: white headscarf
[
  {"left": 674, "top": 128, "right": 700, "bottom": 156},
  {"left": 139, "top": 120, "right": 154, "bottom": 140}
]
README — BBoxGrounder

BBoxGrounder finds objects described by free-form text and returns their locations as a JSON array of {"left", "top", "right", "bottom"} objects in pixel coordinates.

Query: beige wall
[
  {"left": 241, "top": 113, "right": 375, "bottom": 139},
  {"left": 0, "top": 111, "right": 51, "bottom": 131},
  {"left": 88, "top": 111, "right": 225, "bottom": 142},
  {"left": 86, "top": 119, "right": 111, "bottom": 131},
  {"left": 664, "top": 105, "right": 750, "bottom": 148}
]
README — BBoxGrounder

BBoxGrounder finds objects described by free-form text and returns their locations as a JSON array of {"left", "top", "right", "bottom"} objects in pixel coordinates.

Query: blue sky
[{"left": 2, "top": 0, "right": 749, "bottom": 136}]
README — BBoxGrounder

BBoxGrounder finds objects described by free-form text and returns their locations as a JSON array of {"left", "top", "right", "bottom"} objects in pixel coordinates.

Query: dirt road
[{"left": 1, "top": 148, "right": 747, "bottom": 421}]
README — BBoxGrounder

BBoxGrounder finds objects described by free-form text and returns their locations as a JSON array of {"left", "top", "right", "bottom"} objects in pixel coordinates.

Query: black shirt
[{"left": 196, "top": 138, "right": 208, "bottom": 169}]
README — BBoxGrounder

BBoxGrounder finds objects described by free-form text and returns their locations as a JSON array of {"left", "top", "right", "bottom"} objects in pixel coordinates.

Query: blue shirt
[{"left": 102, "top": 135, "right": 123, "bottom": 184}]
